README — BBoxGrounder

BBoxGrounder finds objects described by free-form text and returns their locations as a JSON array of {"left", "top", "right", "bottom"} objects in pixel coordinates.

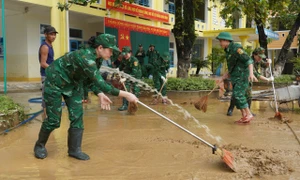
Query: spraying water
[{"left": 100, "top": 66, "right": 222, "bottom": 143}]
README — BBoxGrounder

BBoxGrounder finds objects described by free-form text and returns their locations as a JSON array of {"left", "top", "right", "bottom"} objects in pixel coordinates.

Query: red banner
[
  {"left": 106, "top": 0, "right": 169, "bottom": 23},
  {"left": 118, "top": 29, "right": 131, "bottom": 50},
  {"left": 105, "top": 17, "right": 170, "bottom": 37}
]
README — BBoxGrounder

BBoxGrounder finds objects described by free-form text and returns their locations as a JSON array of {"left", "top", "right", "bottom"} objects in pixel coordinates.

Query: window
[
  {"left": 164, "top": 0, "right": 175, "bottom": 14},
  {"left": 69, "top": 28, "right": 83, "bottom": 39},
  {"left": 134, "top": 0, "right": 151, "bottom": 7},
  {"left": 195, "top": 2, "right": 205, "bottom": 22},
  {"left": 40, "top": 24, "right": 50, "bottom": 44},
  {"left": 69, "top": 28, "right": 83, "bottom": 51}
]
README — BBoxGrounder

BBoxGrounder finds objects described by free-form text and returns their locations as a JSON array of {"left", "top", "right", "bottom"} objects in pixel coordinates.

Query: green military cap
[
  {"left": 253, "top": 47, "right": 266, "bottom": 58},
  {"left": 121, "top": 46, "right": 131, "bottom": 55},
  {"left": 161, "top": 52, "right": 170, "bottom": 60},
  {"left": 149, "top": 44, "right": 155, "bottom": 47},
  {"left": 216, "top": 32, "right": 233, "bottom": 41},
  {"left": 95, "top": 34, "right": 120, "bottom": 52}
]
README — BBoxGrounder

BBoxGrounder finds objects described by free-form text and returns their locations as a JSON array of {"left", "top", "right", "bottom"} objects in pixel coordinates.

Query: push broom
[
  {"left": 269, "top": 63, "right": 283, "bottom": 120},
  {"left": 137, "top": 100, "right": 236, "bottom": 172},
  {"left": 151, "top": 76, "right": 168, "bottom": 105},
  {"left": 120, "top": 78, "right": 138, "bottom": 114},
  {"left": 194, "top": 80, "right": 223, "bottom": 112}
]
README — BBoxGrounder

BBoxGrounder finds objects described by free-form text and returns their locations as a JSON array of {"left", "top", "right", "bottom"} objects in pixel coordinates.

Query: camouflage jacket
[
  {"left": 119, "top": 56, "right": 142, "bottom": 79},
  {"left": 135, "top": 49, "right": 146, "bottom": 63},
  {"left": 225, "top": 42, "right": 253, "bottom": 78},
  {"left": 146, "top": 50, "right": 159, "bottom": 65},
  {"left": 253, "top": 56, "right": 268, "bottom": 78},
  {"left": 153, "top": 57, "right": 170, "bottom": 75},
  {"left": 45, "top": 47, "right": 120, "bottom": 96}
]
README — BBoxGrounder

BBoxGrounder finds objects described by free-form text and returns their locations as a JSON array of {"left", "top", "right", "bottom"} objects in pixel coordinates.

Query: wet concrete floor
[{"left": 0, "top": 90, "right": 300, "bottom": 180}]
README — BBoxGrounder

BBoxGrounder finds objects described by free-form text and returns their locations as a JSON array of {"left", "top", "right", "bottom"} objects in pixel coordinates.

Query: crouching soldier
[
  {"left": 118, "top": 46, "right": 142, "bottom": 111},
  {"left": 153, "top": 52, "right": 170, "bottom": 104}
]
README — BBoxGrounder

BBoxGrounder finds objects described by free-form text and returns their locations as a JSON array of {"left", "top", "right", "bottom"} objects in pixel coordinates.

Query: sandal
[
  {"left": 235, "top": 116, "right": 253, "bottom": 124},
  {"left": 234, "top": 117, "right": 247, "bottom": 124}
]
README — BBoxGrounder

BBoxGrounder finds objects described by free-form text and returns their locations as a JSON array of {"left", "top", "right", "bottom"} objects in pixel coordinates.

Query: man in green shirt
[
  {"left": 34, "top": 34, "right": 138, "bottom": 161},
  {"left": 227, "top": 47, "right": 273, "bottom": 116},
  {"left": 217, "top": 32, "right": 257, "bottom": 123}
]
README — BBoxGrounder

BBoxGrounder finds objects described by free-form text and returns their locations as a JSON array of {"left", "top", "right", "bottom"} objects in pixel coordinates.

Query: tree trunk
[
  {"left": 174, "top": 0, "right": 196, "bottom": 78},
  {"left": 274, "top": 12, "right": 300, "bottom": 76},
  {"left": 255, "top": 19, "right": 268, "bottom": 57}
]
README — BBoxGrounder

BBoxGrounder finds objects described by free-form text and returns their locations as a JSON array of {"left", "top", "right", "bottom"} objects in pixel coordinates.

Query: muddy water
[{"left": 0, "top": 91, "right": 300, "bottom": 180}]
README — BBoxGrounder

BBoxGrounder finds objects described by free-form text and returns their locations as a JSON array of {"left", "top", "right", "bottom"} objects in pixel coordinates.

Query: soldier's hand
[
  {"left": 266, "top": 58, "right": 272, "bottom": 64},
  {"left": 97, "top": 93, "right": 112, "bottom": 110},
  {"left": 160, "top": 76, "right": 166, "bottom": 82},
  {"left": 125, "top": 92, "right": 138, "bottom": 103},
  {"left": 249, "top": 73, "right": 258, "bottom": 82},
  {"left": 267, "top": 76, "right": 274, "bottom": 82}
]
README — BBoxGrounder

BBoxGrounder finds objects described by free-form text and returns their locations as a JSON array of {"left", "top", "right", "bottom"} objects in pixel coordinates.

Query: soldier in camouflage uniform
[
  {"left": 153, "top": 52, "right": 170, "bottom": 104},
  {"left": 34, "top": 34, "right": 138, "bottom": 160},
  {"left": 217, "top": 32, "right": 257, "bottom": 123},
  {"left": 144, "top": 44, "right": 159, "bottom": 78},
  {"left": 227, "top": 47, "right": 273, "bottom": 116},
  {"left": 118, "top": 46, "right": 142, "bottom": 111}
]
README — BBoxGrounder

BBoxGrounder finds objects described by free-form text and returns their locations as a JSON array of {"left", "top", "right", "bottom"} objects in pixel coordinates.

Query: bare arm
[
  {"left": 248, "top": 64, "right": 258, "bottom": 82},
  {"left": 40, "top": 45, "right": 49, "bottom": 69}
]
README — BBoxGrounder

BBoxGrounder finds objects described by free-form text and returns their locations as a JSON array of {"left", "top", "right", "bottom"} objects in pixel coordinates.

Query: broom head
[
  {"left": 194, "top": 95, "right": 208, "bottom": 112},
  {"left": 128, "top": 102, "right": 138, "bottom": 114},
  {"left": 215, "top": 148, "right": 236, "bottom": 172},
  {"left": 274, "top": 111, "right": 283, "bottom": 120},
  {"left": 150, "top": 98, "right": 159, "bottom": 105}
]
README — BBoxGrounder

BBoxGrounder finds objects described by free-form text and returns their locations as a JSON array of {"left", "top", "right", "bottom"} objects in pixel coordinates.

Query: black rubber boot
[
  {"left": 248, "top": 99, "right": 256, "bottom": 116},
  {"left": 34, "top": 128, "right": 52, "bottom": 159},
  {"left": 227, "top": 98, "right": 236, "bottom": 116},
  {"left": 118, "top": 98, "right": 128, "bottom": 111},
  {"left": 68, "top": 128, "right": 90, "bottom": 160}
]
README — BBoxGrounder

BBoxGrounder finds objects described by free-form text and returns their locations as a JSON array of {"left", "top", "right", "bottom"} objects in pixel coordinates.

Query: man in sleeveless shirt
[{"left": 39, "top": 26, "right": 58, "bottom": 118}]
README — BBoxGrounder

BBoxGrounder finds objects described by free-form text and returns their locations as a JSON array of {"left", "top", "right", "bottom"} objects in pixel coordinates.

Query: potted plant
[{"left": 190, "top": 58, "right": 211, "bottom": 76}]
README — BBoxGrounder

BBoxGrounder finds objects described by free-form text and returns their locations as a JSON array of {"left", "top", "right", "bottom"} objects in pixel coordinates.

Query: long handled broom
[
  {"left": 194, "top": 80, "right": 223, "bottom": 112},
  {"left": 120, "top": 79, "right": 138, "bottom": 114},
  {"left": 151, "top": 76, "right": 168, "bottom": 105},
  {"left": 137, "top": 100, "right": 236, "bottom": 172},
  {"left": 269, "top": 63, "right": 283, "bottom": 120}
]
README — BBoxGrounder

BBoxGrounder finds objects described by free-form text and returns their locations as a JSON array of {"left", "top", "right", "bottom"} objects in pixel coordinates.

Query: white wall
[
  {"left": 69, "top": 14, "right": 104, "bottom": 43},
  {"left": 26, "top": 13, "right": 50, "bottom": 79},
  {"left": 0, "top": 9, "right": 29, "bottom": 79}
]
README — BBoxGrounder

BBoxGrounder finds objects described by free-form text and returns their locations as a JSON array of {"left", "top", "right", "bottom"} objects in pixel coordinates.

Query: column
[
  {"left": 51, "top": 0, "right": 68, "bottom": 58},
  {"left": 239, "top": 35, "right": 249, "bottom": 47}
]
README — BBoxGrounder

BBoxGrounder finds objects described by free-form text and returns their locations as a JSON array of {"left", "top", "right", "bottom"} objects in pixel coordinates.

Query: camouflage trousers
[
  {"left": 153, "top": 72, "right": 167, "bottom": 96},
  {"left": 41, "top": 79, "right": 84, "bottom": 131},
  {"left": 231, "top": 76, "right": 249, "bottom": 109},
  {"left": 246, "top": 82, "right": 253, "bottom": 101},
  {"left": 125, "top": 81, "right": 140, "bottom": 97}
]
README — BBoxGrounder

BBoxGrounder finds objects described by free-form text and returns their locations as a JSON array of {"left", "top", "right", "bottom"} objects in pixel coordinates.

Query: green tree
[
  {"left": 173, "top": 0, "right": 203, "bottom": 78},
  {"left": 213, "top": 0, "right": 270, "bottom": 57},
  {"left": 205, "top": 47, "right": 226, "bottom": 74},
  {"left": 271, "top": 0, "right": 300, "bottom": 75}
]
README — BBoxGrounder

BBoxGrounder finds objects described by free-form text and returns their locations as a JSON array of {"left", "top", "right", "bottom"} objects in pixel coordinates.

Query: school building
[{"left": 0, "top": 0, "right": 297, "bottom": 81}]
